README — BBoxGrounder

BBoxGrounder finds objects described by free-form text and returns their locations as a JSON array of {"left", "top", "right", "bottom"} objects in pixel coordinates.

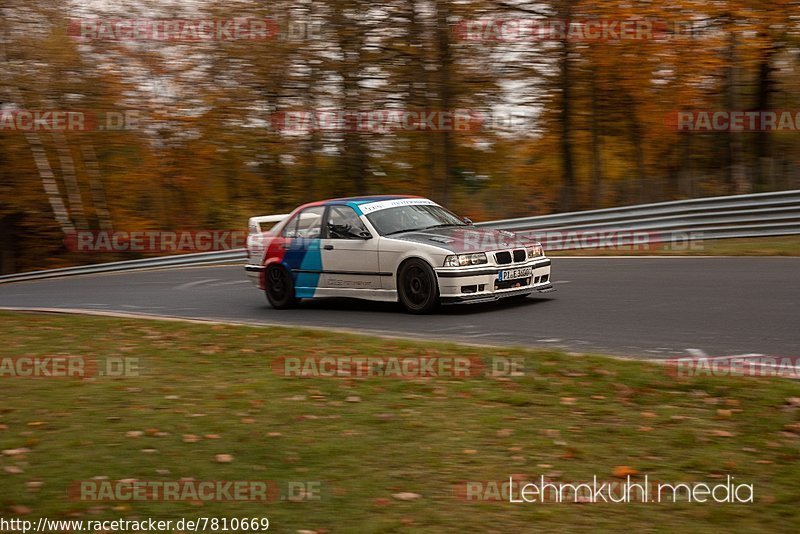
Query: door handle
[{"left": 323, "top": 245, "right": 334, "bottom": 251}]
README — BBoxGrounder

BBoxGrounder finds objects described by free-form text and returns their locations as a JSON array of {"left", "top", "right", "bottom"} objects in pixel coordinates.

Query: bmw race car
[{"left": 245, "top": 196, "right": 553, "bottom": 313}]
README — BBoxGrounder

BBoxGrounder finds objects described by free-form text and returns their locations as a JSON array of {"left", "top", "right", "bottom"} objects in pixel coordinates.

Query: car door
[
  {"left": 280, "top": 205, "right": 325, "bottom": 298},
  {"left": 319, "top": 205, "right": 383, "bottom": 290}
]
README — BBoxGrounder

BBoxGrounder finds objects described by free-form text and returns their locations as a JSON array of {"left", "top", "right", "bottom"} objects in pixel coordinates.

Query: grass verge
[
  {"left": 0, "top": 311, "right": 798, "bottom": 532},
  {"left": 548, "top": 235, "right": 800, "bottom": 256}
]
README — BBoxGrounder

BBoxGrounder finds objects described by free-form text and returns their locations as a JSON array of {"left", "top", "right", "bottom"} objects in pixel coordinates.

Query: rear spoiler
[{"left": 248, "top": 214, "right": 289, "bottom": 235}]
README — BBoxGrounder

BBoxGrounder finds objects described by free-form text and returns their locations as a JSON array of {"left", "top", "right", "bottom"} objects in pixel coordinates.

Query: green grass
[
  {"left": 548, "top": 235, "right": 800, "bottom": 256},
  {"left": 1, "top": 311, "right": 799, "bottom": 533}
]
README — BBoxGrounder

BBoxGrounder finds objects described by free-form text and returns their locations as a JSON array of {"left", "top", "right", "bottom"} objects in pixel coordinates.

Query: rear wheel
[
  {"left": 398, "top": 259, "right": 439, "bottom": 314},
  {"left": 265, "top": 265, "right": 298, "bottom": 309}
]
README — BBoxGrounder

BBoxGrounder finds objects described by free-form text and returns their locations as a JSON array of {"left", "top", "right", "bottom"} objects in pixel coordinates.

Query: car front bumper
[{"left": 436, "top": 258, "right": 553, "bottom": 304}]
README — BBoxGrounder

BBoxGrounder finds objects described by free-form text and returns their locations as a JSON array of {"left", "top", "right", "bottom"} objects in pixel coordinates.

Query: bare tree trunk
[
  {"left": 590, "top": 69, "right": 603, "bottom": 208},
  {"left": 627, "top": 98, "right": 648, "bottom": 203},
  {"left": 753, "top": 46, "right": 776, "bottom": 192},
  {"left": 333, "top": 0, "right": 368, "bottom": 196},
  {"left": 558, "top": 0, "right": 576, "bottom": 212},
  {"left": 723, "top": 21, "right": 746, "bottom": 193},
  {"left": 80, "top": 141, "right": 113, "bottom": 230},
  {"left": 52, "top": 130, "right": 88, "bottom": 229},
  {"left": 25, "top": 131, "right": 75, "bottom": 235},
  {"left": 434, "top": 0, "right": 455, "bottom": 204}
]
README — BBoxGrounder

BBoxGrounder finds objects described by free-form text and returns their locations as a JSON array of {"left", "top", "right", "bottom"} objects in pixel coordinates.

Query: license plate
[{"left": 498, "top": 267, "right": 532, "bottom": 282}]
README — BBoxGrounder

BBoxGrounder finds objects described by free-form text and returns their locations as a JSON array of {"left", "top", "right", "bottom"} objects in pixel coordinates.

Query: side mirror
[
  {"left": 357, "top": 230, "right": 373, "bottom": 240},
  {"left": 463, "top": 217, "right": 474, "bottom": 225}
]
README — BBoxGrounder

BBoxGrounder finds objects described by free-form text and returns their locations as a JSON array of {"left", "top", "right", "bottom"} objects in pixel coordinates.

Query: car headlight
[
  {"left": 443, "top": 253, "right": 488, "bottom": 267},
  {"left": 526, "top": 244, "right": 544, "bottom": 258}
]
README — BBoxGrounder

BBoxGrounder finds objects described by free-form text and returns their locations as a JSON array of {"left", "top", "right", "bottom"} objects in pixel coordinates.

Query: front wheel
[
  {"left": 265, "top": 265, "right": 298, "bottom": 309},
  {"left": 398, "top": 259, "right": 439, "bottom": 314}
]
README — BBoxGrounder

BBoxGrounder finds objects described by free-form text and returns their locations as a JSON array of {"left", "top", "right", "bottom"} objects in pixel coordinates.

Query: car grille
[{"left": 495, "top": 249, "right": 527, "bottom": 265}]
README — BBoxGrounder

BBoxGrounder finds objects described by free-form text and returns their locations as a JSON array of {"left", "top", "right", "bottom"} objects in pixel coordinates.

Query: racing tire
[
  {"left": 265, "top": 265, "right": 298, "bottom": 309},
  {"left": 398, "top": 259, "right": 439, "bottom": 314}
]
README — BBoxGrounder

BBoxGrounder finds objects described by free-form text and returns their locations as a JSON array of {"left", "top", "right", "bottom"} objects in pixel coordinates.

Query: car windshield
[{"left": 366, "top": 205, "right": 467, "bottom": 236}]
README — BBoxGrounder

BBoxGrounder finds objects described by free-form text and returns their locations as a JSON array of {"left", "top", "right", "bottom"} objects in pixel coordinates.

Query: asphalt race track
[{"left": 0, "top": 257, "right": 797, "bottom": 360}]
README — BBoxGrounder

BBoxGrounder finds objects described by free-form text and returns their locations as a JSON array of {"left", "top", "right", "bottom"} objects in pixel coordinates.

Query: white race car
[{"left": 245, "top": 196, "right": 553, "bottom": 313}]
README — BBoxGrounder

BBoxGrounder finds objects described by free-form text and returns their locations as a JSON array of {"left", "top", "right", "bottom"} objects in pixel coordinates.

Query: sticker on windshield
[{"left": 359, "top": 198, "right": 439, "bottom": 214}]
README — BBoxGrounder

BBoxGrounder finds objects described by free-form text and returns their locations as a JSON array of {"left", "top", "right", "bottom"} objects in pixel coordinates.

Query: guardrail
[
  {"left": 476, "top": 189, "right": 800, "bottom": 238},
  {"left": 1, "top": 190, "right": 797, "bottom": 284}
]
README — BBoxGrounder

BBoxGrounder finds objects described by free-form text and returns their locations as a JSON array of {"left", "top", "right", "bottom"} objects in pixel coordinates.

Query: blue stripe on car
[{"left": 283, "top": 238, "right": 322, "bottom": 298}]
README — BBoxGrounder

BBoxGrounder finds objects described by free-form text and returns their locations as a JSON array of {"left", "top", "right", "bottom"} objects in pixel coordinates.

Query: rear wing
[{"left": 248, "top": 214, "right": 289, "bottom": 235}]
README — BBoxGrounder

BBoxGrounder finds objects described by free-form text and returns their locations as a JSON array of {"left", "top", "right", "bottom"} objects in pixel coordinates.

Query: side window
[
  {"left": 281, "top": 206, "right": 325, "bottom": 239},
  {"left": 281, "top": 214, "right": 299, "bottom": 238},
  {"left": 326, "top": 206, "right": 370, "bottom": 239},
  {"left": 294, "top": 206, "right": 325, "bottom": 239}
]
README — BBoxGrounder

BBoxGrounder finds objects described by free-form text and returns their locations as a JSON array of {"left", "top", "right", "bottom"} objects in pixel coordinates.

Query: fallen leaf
[
  {"left": 204, "top": 434, "right": 220, "bottom": 439},
  {"left": 182, "top": 435, "right": 200, "bottom": 443},
  {"left": 240, "top": 418, "right": 256, "bottom": 424},
  {"left": 126, "top": 431, "right": 144, "bottom": 438},
  {"left": 716, "top": 409, "right": 733, "bottom": 418},
  {"left": 496, "top": 429, "right": 513, "bottom": 437},
  {"left": 613, "top": 466, "right": 639, "bottom": 478},
  {"left": 2, "top": 448, "right": 31, "bottom": 457},
  {"left": 4, "top": 466, "right": 24, "bottom": 474},
  {"left": 346, "top": 396, "right": 362, "bottom": 403},
  {"left": 784, "top": 423, "right": 800, "bottom": 434},
  {"left": 392, "top": 492, "right": 421, "bottom": 501},
  {"left": 10, "top": 505, "right": 31, "bottom": 515},
  {"left": 463, "top": 449, "right": 478, "bottom": 455},
  {"left": 560, "top": 397, "right": 577, "bottom": 405},
  {"left": 711, "top": 430, "right": 735, "bottom": 438},
  {"left": 640, "top": 412, "right": 657, "bottom": 418},
  {"left": 215, "top": 454, "right": 234, "bottom": 463}
]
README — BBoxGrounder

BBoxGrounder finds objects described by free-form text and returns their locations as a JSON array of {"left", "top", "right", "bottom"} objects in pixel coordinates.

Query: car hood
[{"left": 389, "top": 226, "right": 538, "bottom": 254}]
